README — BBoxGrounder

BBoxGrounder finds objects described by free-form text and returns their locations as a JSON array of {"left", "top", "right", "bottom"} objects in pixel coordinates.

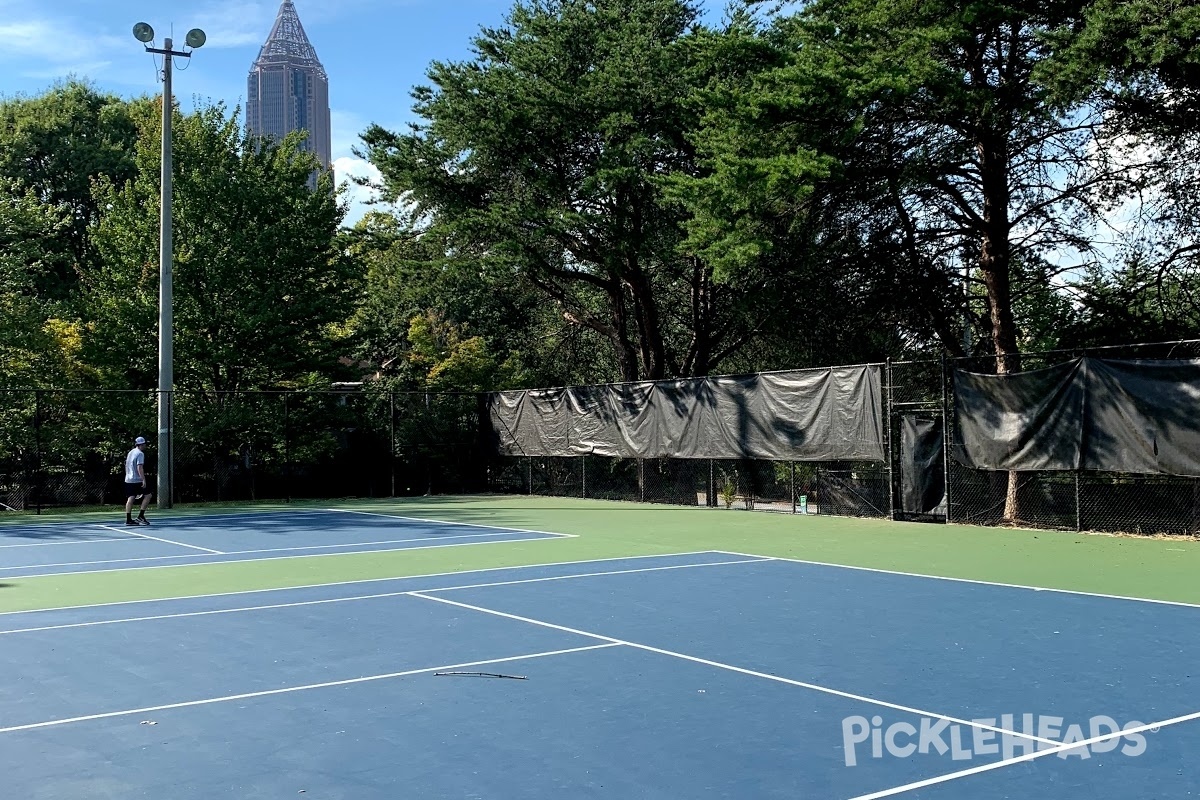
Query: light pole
[{"left": 133, "top": 22, "right": 206, "bottom": 509}]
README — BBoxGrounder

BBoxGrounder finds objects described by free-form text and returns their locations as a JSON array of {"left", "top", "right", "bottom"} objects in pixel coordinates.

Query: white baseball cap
[{"left": 135, "top": 436, "right": 147, "bottom": 445}]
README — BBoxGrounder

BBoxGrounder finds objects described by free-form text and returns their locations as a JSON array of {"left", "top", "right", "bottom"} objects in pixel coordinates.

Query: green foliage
[
  {"left": 342, "top": 210, "right": 595, "bottom": 391},
  {"left": 0, "top": 81, "right": 140, "bottom": 299},
  {"left": 1043, "top": 0, "right": 1200, "bottom": 130},
  {"left": 83, "top": 101, "right": 352, "bottom": 393},
  {"left": 719, "top": 470, "right": 737, "bottom": 508},
  {"left": 1062, "top": 260, "right": 1200, "bottom": 346},
  {"left": 361, "top": 0, "right": 797, "bottom": 380},
  {"left": 0, "top": 185, "right": 75, "bottom": 387}
]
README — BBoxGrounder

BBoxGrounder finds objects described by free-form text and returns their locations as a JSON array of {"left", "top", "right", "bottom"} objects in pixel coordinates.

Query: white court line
[
  {"left": 0, "top": 643, "right": 620, "bottom": 736},
  {"left": 847, "top": 708, "right": 1200, "bottom": 799},
  {"left": 1, "top": 532, "right": 578, "bottom": 582},
  {"left": 96, "top": 524, "right": 224, "bottom": 555},
  {"left": 410, "top": 592, "right": 1056, "bottom": 748},
  {"left": 326, "top": 507, "right": 572, "bottom": 540},
  {"left": 0, "top": 557, "right": 771, "bottom": 636},
  {"left": 0, "top": 537, "right": 133, "bottom": 550},
  {"left": 0, "top": 510, "right": 475, "bottom": 554},
  {"left": 2, "top": 509, "right": 330, "bottom": 530},
  {"left": 0, "top": 551, "right": 725, "bottom": 617},
  {"left": 0, "top": 529, "right": 563, "bottom": 573},
  {"left": 712, "top": 550, "right": 1200, "bottom": 611}
]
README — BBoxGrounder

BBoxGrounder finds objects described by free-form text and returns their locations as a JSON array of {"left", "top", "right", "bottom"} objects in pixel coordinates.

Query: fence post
[
  {"left": 886, "top": 358, "right": 895, "bottom": 520},
  {"left": 791, "top": 461, "right": 797, "bottom": 514},
  {"left": 167, "top": 390, "right": 174, "bottom": 506},
  {"left": 389, "top": 392, "right": 396, "bottom": 498},
  {"left": 700, "top": 455, "right": 710, "bottom": 506},
  {"left": 941, "top": 353, "right": 953, "bottom": 523},
  {"left": 425, "top": 392, "right": 433, "bottom": 496},
  {"left": 638, "top": 458, "right": 645, "bottom": 503},
  {"left": 34, "top": 390, "right": 42, "bottom": 515},
  {"left": 527, "top": 456, "right": 533, "bottom": 495},
  {"left": 1080, "top": 472, "right": 1089, "bottom": 534},
  {"left": 581, "top": 457, "right": 587, "bottom": 499},
  {"left": 282, "top": 393, "right": 290, "bottom": 504}
]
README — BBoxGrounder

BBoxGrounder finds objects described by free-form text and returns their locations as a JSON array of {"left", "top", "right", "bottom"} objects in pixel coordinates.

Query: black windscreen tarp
[
  {"left": 899, "top": 415, "right": 946, "bottom": 515},
  {"left": 488, "top": 365, "right": 885, "bottom": 462},
  {"left": 953, "top": 358, "right": 1200, "bottom": 476}
]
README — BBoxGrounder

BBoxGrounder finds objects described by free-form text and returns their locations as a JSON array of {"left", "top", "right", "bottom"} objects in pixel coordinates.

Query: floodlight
[
  {"left": 133, "top": 22, "right": 154, "bottom": 43},
  {"left": 185, "top": 28, "right": 206, "bottom": 49}
]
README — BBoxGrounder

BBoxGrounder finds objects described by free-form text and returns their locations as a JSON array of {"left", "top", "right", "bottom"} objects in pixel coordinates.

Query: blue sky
[{"left": 0, "top": 0, "right": 729, "bottom": 223}]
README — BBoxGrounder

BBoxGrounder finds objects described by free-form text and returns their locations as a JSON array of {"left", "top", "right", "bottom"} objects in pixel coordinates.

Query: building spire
[{"left": 254, "top": 0, "right": 326, "bottom": 78}]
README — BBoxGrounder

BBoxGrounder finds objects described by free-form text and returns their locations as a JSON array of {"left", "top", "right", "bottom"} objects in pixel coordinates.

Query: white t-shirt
[{"left": 125, "top": 447, "right": 145, "bottom": 483}]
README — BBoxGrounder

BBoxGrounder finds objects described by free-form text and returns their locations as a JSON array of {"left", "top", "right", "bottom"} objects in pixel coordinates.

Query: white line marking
[
  {"left": 421, "top": 556, "right": 775, "bottom": 594},
  {"left": 0, "top": 529, "right": 560, "bottom": 573},
  {"left": 846, "top": 708, "right": 1200, "bottom": 799},
  {"left": 326, "top": 508, "right": 571, "bottom": 540},
  {"left": 0, "top": 509, "right": 331, "bottom": 536},
  {"left": 0, "top": 537, "right": 134, "bottom": 550},
  {"left": 409, "top": 592, "right": 1055, "bottom": 747},
  {"left": 3, "top": 532, "right": 578, "bottom": 581},
  {"left": 711, "top": 550, "right": 1200, "bottom": 610},
  {"left": 0, "top": 557, "right": 771, "bottom": 636},
  {"left": 0, "top": 643, "right": 620, "bottom": 736},
  {"left": 0, "top": 551, "right": 728, "bottom": 617},
  {"left": 96, "top": 525, "right": 224, "bottom": 555}
]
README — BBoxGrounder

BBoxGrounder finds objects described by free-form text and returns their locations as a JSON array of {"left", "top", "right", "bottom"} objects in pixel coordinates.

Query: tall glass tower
[{"left": 246, "top": 1, "right": 332, "bottom": 183}]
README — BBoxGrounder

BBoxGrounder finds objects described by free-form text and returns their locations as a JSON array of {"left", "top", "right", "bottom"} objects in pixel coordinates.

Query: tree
[
  {"left": 83, "top": 101, "right": 353, "bottom": 393},
  {"left": 683, "top": 0, "right": 1158, "bottom": 520},
  {"left": 0, "top": 81, "right": 139, "bottom": 299},
  {"left": 361, "top": 0, "right": 797, "bottom": 382},
  {"left": 672, "top": 10, "right": 966, "bottom": 367},
  {"left": 343, "top": 210, "right": 605, "bottom": 390},
  {"left": 1045, "top": 0, "right": 1200, "bottom": 351},
  {"left": 0, "top": 185, "right": 68, "bottom": 386}
]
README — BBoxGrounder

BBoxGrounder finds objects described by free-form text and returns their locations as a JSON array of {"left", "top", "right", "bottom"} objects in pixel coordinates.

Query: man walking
[{"left": 124, "top": 436, "right": 153, "bottom": 526}]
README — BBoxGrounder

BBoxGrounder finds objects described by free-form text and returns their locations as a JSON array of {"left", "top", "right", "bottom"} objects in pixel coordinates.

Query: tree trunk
[
  {"left": 610, "top": 286, "right": 642, "bottom": 383},
  {"left": 977, "top": 131, "right": 1022, "bottom": 523},
  {"left": 624, "top": 266, "right": 667, "bottom": 380},
  {"left": 680, "top": 258, "right": 711, "bottom": 377}
]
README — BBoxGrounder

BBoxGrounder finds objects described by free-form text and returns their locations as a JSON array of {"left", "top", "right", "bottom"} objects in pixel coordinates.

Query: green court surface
[{"left": 0, "top": 495, "right": 1197, "bottom": 613}]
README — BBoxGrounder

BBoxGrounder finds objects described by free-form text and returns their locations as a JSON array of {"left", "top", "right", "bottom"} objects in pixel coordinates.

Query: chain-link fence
[
  {"left": 4, "top": 341, "right": 1200, "bottom": 536},
  {"left": 487, "top": 454, "right": 888, "bottom": 518},
  {"left": 0, "top": 389, "right": 485, "bottom": 513},
  {"left": 943, "top": 340, "right": 1200, "bottom": 535}
]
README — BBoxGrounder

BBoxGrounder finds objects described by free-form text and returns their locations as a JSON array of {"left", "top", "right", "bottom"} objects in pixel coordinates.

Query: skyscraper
[{"left": 246, "top": 0, "right": 332, "bottom": 183}]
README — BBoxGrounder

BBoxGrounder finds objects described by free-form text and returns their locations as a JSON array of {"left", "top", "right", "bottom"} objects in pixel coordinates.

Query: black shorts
[{"left": 126, "top": 482, "right": 150, "bottom": 499}]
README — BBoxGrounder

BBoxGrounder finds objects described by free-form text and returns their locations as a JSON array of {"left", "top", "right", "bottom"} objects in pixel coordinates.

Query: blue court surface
[
  {"left": 0, "top": 551, "right": 1197, "bottom": 798},
  {"left": 0, "top": 509, "right": 571, "bottom": 578}
]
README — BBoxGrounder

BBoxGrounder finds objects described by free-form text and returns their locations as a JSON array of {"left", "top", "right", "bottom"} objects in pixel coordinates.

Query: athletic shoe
[
  {"left": 126, "top": 519, "right": 138, "bottom": 526},
  {"left": 137, "top": 517, "right": 150, "bottom": 526}
]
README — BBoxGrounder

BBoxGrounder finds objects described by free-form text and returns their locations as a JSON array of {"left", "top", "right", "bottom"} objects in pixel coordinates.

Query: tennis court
[
  {"left": 0, "top": 509, "right": 571, "bottom": 579},
  {"left": 0, "top": 502, "right": 1198, "bottom": 798}
]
